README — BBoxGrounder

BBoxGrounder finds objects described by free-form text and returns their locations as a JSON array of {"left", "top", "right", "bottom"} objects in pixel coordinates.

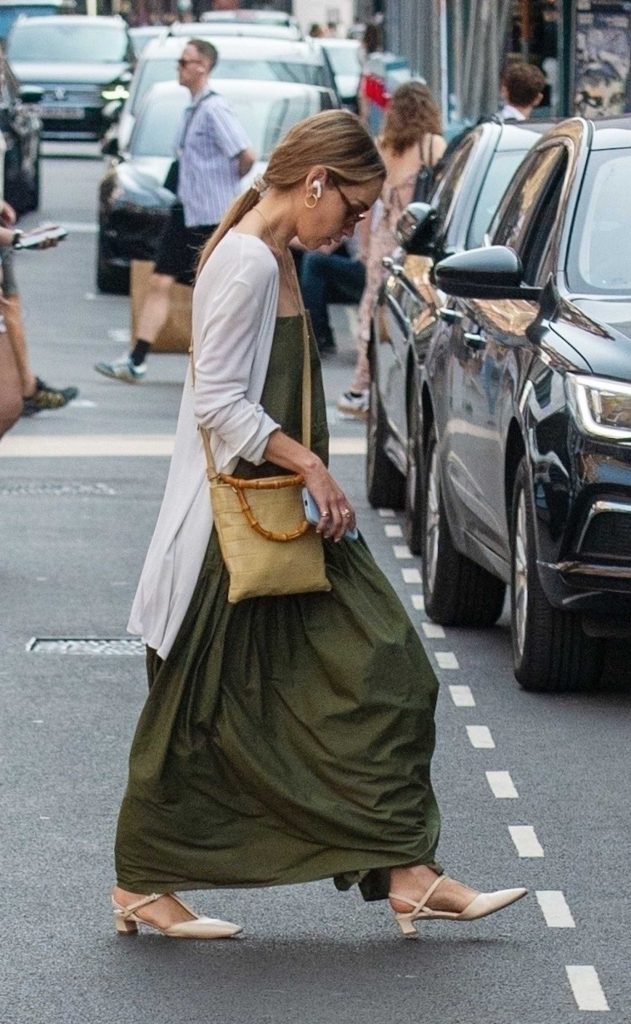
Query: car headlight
[
  {"left": 101, "top": 83, "right": 129, "bottom": 103},
  {"left": 566, "top": 373, "right": 631, "bottom": 440}
]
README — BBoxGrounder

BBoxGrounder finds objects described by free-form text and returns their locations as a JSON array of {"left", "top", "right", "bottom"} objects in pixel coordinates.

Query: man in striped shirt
[{"left": 96, "top": 38, "right": 255, "bottom": 383}]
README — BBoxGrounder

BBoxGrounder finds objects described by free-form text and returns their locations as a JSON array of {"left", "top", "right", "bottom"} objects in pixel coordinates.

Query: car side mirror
[
  {"left": 434, "top": 245, "right": 542, "bottom": 300},
  {"left": 19, "top": 86, "right": 43, "bottom": 104},
  {"left": 396, "top": 202, "right": 437, "bottom": 256}
]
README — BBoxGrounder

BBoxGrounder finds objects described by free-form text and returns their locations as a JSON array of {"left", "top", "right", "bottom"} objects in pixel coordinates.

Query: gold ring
[
  {"left": 341, "top": 508, "right": 351, "bottom": 517},
  {"left": 320, "top": 510, "right": 330, "bottom": 518}
]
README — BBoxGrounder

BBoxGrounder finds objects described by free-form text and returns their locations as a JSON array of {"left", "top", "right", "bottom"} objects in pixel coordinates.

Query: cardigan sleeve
[{"left": 192, "top": 253, "right": 280, "bottom": 466}]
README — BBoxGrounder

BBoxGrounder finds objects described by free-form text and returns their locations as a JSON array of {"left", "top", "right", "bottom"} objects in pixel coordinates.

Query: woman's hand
[
  {"left": 302, "top": 460, "right": 356, "bottom": 542},
  {"left": 262, "top": 430, "right": 356, "bottom": 541}
]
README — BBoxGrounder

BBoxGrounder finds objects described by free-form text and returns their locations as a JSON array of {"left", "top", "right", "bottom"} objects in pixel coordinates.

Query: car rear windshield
[
  {"left": 324, "top": 44, "right": 360, "bottom": 76},
  {"left": 132, "top": 89, "right": 319, "bottom": 160},
  {"left": 132, "top": 55, "right": 323, "bottom": 113},
  {"left": 567, "top": 148, "right": 631, "bottom": 294},
  {"left": 8, "top": 22, "right": 128, "bottom": 62}
]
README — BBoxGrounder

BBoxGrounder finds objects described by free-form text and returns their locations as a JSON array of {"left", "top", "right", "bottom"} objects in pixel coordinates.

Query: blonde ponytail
[{"left": 197, "top": 186, "right": 261, "bottom": 275}]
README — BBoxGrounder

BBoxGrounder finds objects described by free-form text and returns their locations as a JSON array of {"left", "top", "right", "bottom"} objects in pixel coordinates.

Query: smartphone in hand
[
  {"left": 301, "top": 487, "right": 358, "bottom": 541},
  {"left": 14, "top": 225, "right": 68, "bottom": 249}
]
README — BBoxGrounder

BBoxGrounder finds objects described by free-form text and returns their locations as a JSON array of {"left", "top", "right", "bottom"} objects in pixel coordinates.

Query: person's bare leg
[
  {"left": 0, "top": 330, "right": 24, "bottom": 437},
  {"left": 2, "top": 296, "right": 36, "bottom": 397},
  {"left": 389, "top": 864, "right": 479, "bottom": 914},
  {"left": 133, "top": 273, "right": 174, "bottom": 349}
]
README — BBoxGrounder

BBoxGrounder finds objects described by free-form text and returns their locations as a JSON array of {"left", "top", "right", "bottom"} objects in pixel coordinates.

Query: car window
[
  {"left": 8, "top": 22, "right": 128, "bottom": 62},
  {"left": 132, "top": 56, "right": 322, "bottom": 114},
  {"left": 465, "top": 149, "right": 531, "bottom": 249},
  {"left": 132, "top": 89, "right": 318, "bottom": 160},
  {"left": 567, "top": 148, "right": 631, "bottom": 294},
  {"left": 490, "top": 145, "right": 567, "bottom": 258},
  {"left": 431, "top": 132, "right": 477, "bottom": 238}
]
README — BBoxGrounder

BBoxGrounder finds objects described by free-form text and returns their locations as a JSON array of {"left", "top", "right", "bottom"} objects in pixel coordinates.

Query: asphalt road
[{"left": 1, "top": 146, "right": 629, "bottom": 1024}]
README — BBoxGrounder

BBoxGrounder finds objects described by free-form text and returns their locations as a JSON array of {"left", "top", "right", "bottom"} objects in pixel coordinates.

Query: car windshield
[
  {"left": 132, "top": 56, "right": 323, "bottom": 113},
  {"left": 8, "top": 22, "right": 128, "bottom": 62},
  {"left": 323, "top": 44, "right": 360, "bottom": 76},
  {"left": 466, "top": 150, "right": 531, "bottom": 248},
  {"left": 567, "top": 148, "right": 631, "bottom": 294},
  {"left": 131, "top": 88, "right": 319, "bottom": 160}
]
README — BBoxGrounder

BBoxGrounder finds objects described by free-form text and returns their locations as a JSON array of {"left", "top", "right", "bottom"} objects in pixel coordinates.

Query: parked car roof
[{"left": 168, "top": 20, "right": 302, "bottom": 40}]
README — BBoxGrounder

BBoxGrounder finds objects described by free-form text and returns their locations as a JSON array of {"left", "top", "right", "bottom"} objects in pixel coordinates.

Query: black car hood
[
  {"left": 551, "top": 295, "right": 631, "bottom": 380},
  {"left": 11, "top": 61, "right": 129, "bottom": 85}
]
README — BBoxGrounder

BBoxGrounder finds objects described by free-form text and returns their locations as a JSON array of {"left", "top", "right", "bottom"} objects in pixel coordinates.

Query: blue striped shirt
[{"left": 177, "top": 91, "right": 251, "bottom": 227}]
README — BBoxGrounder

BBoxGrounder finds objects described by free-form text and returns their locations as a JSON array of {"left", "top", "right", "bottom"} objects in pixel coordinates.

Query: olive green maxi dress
[{"left": 115, "top": 317, "right": 441, "bottom": 901}]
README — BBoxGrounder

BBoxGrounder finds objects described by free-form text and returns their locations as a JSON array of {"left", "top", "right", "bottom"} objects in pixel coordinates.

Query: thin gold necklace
[{"left": 252, "top": 205, "right": 302, "bottom": 314}]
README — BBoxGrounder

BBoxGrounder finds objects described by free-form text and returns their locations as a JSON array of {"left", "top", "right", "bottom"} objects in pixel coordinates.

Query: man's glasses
[
  {"left": 330, "top": 180, "right": 368, "bottom": 226},
  {"left": 177, "top": 58, "right": 202, "bottom": 68}
]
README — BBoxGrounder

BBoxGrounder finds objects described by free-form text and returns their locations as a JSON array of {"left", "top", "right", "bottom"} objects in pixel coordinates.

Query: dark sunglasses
[{"left": 330, "top": 180, "right": 368, "bottom": 226}]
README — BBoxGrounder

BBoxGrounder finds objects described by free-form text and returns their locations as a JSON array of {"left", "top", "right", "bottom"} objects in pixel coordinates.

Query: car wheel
[
  {"left": 96, "top": 231, "right": 129, "bottom": 294},
  {"left": 422, "top": 424, "right": 505, "bottom": 626},
  {"left": 366, "top": 368, "right": 405, "bottom": 510},
  {"left": 404, "top": 381, "right": 424, "bottom": 554},
  {"left": 510, "top": 458, "right": 603, "bottom": 692}
]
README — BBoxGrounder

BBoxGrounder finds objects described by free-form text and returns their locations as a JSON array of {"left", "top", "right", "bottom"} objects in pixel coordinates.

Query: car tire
[
  {"left": 366, "top": 367, "right": 405, "bottom": 510},
  {"left": 404, "top": 380, "right": 424, "bottom": 554},
  {"left": 96, "top": 232, "right": 129, "bottom": 294},
  {"left": 510, "top": 458, "right": 603, "bottom": 692},
  {"left": 422, "top": 424, "right": 505, "bottom": 626}
]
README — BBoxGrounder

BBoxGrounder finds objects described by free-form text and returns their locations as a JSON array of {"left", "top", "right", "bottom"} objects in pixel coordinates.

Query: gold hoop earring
[{"left": 304, "top": 193, "right": 318, "bottom": 209}]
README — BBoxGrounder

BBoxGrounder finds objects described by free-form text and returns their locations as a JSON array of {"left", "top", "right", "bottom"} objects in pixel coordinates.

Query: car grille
[
  {"left": 580, "top": 508, "right": 631, "bottom": 560},
  {"left": 41, "top": 85, "right": 102, "bottom": 105}
]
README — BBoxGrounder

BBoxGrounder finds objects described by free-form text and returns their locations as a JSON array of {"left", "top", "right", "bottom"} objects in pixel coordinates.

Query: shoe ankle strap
[
  {"left": 389, "top": 873, "right": 449, "bottom": 913},
  {"left": 114, "top": 892, "right": 162, "bottom": 919}
]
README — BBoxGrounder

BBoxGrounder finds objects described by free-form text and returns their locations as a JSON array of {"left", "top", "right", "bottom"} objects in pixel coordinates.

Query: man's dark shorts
[{"left": 154, "top": 203, "right": 216, "bottom": 286}]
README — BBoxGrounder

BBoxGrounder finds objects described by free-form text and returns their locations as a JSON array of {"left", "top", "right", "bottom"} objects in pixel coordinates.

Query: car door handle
[
  {"left": 438, "top": 306, "right": 463, "bottom": 324},
  {"left": 464, "top": 331, "right": 486, "bottom": 351}
]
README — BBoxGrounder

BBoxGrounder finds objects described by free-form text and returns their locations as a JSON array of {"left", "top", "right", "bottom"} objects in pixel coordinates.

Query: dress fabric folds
[{"left": 115, "top": 317, "right": 441, "bottom": 898}]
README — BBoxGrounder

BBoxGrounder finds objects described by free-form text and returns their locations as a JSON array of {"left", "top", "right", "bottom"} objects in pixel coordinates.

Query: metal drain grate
[
  {"left": 0, "top": 482, "right": 116, "bottom": 497},
  {"left": 27, "top": 637, "right": 144, "bottom": 655}
]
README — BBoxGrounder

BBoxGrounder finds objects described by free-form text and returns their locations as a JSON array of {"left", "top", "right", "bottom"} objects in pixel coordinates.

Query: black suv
[
  {"left": 7, "top": 15, "right": 133, "bottom": 140},
  {"left": 420, "top": 117, "right": 631, "bottom": 692}
]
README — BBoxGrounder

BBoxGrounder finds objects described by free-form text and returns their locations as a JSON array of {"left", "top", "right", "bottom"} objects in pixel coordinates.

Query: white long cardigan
[{"left": 128, "top": 232, "right": 281, "bottom": 660}]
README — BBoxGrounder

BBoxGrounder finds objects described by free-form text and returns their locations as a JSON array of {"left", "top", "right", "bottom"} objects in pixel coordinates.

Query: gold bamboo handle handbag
[{"left": 194, "top": 298, "right": 330, "bottom": 604}]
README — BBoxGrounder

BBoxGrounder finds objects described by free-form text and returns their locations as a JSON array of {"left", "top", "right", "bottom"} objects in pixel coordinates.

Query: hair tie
[{"left": 251, "top": 176, "right": 267, "bottom": 195}]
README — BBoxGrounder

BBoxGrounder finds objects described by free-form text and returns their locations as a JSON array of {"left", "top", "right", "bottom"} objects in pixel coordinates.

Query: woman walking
[
  {"left": 338, "top": 82, "right": 446, "bottom": 417},
  {"left": 112, "top": 110, "right": 526, "bottom": 940}
]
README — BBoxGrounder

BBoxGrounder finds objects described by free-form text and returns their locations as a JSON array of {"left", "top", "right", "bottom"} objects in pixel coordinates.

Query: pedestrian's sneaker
[
  {"left": 21, "top": 377, "right": 79, "bottom": 417},
  {"left": 337, "top": 389, "right": 369, "bottom": 417},
  {"left": 95, "top": 355, "right": 146, "bottom": 384}
]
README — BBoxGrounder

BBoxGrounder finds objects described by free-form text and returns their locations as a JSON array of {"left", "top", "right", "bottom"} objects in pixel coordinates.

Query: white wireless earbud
[{"left": 313, "top": 180, "right": 322, "bottom": 199}]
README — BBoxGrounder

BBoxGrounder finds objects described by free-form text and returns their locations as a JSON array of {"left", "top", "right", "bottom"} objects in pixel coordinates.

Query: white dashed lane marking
[
  {"left": 402, "top": 568, "right": 422, "bottom": 584},
  {"left": 535, "top": 891, "right": 575, "bottom": 928},
  {"left": 410, "top": 594, "right": 424, "bottom": 611},
  {"left": 509, "top": 825, "right": 544, "bottom": 857},
  {"left": 393, "top": 544, "right": 413, "bottom": 559},
  {"left": 486, "top": 770, "right": 519, "bottom": 798},
  {"left": 449, "top": 685, "right": 475, "bottom": 707},
  {"left": 384, "top": 524, "right": 403, "bottom": 538},
  {"left": 566, "top": 966, "right": 610, "bottom": 1011},
  {"left": 421, "top": 622, "right": 445, "bottom": 639},
  {"left": 466, "top": 725, "right": 495, "bottom": 748},
  {"left": 435, "top": 651, "right": 459, "bottom": 669},
  {"left": 378, "top": 509, "right": 395, "bottom": 518}
]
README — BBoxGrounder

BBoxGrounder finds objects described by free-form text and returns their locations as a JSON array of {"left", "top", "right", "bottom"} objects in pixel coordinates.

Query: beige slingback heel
[
  {"left": 389, "top": 874, "right": 527, "bottom": 938},
  {"left": 112, "top": 892, "right": 242, "bottom": 939}
]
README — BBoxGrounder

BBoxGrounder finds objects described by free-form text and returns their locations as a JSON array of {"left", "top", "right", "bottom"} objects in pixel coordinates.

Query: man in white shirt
[
  {"left": 95, "top": 38, "right": 255, "bottom": 384},
  {"left": 499, "top": 62, "right": 546, "bottom": 121}
]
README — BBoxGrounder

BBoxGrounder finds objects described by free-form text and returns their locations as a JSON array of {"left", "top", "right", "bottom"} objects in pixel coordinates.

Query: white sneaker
[
  {"left": 95, "top": 355, "right": 147, "bottom": 383},
  {"left": 337, "top": 389, "right": 369, "bottom": 417}
]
